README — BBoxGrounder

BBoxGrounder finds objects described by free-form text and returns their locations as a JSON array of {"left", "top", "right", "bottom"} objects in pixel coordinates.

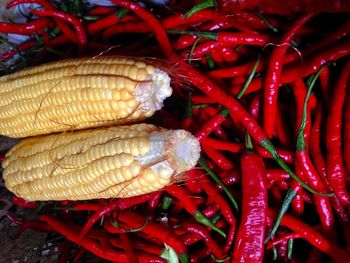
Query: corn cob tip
[
  {"left": 135, "top": 68, "right": 172, "bottom": 113},
  {"left": 137, "top": 129, "right": 200, "bottom": 178},
  {"left": 165, "top": 129, "right": 201, "bottom": 173}
]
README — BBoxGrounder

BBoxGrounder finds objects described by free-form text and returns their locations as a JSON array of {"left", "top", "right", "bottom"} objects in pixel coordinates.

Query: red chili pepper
[
  {"left": 266, "top": 169, "right": 290, "bottom": 182},
  {"left": 202, "top": 144, "right": 234, "bottom": 170},
  {"left": 325, "top": 60, "right": 350, "bottom": 205},
  {"left": 233, "top": 147, "right": 267, "bottom": 263},
  {"left": 200, "top": 180, "right": 236, "bottom": 252},
  {"left": 12, "top": 196, "right": 38, "bottom": 209},
  {"left": 195, "top": 108, "right": 229, "bottom": 141},
  {"left": 30, "top": 9, "right": 87, "bottom": 45},
  {"left": 80, "top": 194, "right": 151, "bottom": 239},
  {"left": 117, "top": 210, "right": 189, "bottom": 258},
  {"left": 266, "top": 232, "right": 301, "bottom": 249},
  {"left": 41, "top": 214, "right": 165, "bottom": 263},
  {"left": 165, "top": 185, "right": 226, "bottom": 237},
  {"left": 217, "top": 0, "right": 350, "bottom": 14},
  {"left": 270, "top": 211, "right": 350, "bottom": 263},
  {"left": 345, "top": 86, "right": 350, "bottom": 175},
  {"left": 309, "top": 105, "right": 331, "bottom": 190},
  {"left": 263, "top": 14, "right": 313, "bottom": 138},
  {"left": 293, "top": 78, "right": 334, "bottom": 233},
  {"left": 120, "top": 233, "right": 139, "bottom": 263},
  {"left": 191, "top": 96, "right": 216, "bottom": 105},
  {"left": 230, "top": 40, "right": 350, "bottom": 95},
  {"left": 0, "top": 18, "right": 51, "bottom": 34},
  {"left": 111, "top": 0, "right": 173, "bottom": 58},
  {"left": 178, "top": 222, "right": 226, "bottom": 259},
  {"left": 256, "top": 146, "right": 293, "bottom": 163},
  {"left": 182, "top": 33, "right": 269, "bottom": 59},
  {"left": 88, "top": 13, "right": 135, "bottom": 34},
  {"left": 201, "top": 138, "right": 244, "bottom": 153}
]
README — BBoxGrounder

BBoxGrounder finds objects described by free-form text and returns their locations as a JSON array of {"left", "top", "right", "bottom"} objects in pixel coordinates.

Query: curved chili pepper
[
  {"left": 0, "top": 18, "right": 51, "bottom": 34},
  {"left": 117, "top": 210, "right": 189, "bottom": 261},
  {"left": 195, "top": 108, "right": 229, "bottom": 141},
  {"left": 310, "top": 105, "right": 331, "bottom": 189},
  {"left": 345, "top": 86, "right": 350, "bottom": 175},
  {"left": 178, "top": 222, "right": 226, "bottom": 260},
  {"left": 200, "top": 179, "right": 236, "bottom": 252},
  {"left": 80, "top": 194, "right": 151, "bottom": 239},
  {"left": 233, "top": 145, "right": 267, "bottom": 263},
  {"left": 30, "top": 9, "right": 87, "bottom": 45},
  {"left": 326, "top": 60, "right": 350, "bottom": 205},
  {"left": 111, "top": 0, "right": 173, "bottom": 57},
  {"left": 41, "top": 214, "right": 165, "bottom": 263},
  {"left": 120, "top": 233, "right": 139, "bottom": 263},
  {"left": 201, "top": 138, "right": 244, "bottom": 153},
  {"left": 202, "top": 144, "right": 235, "bottom": 170},
  {"left": 230, "top": 40, "right": 350, "bottom": 95},
  {"left": 294, "top": 78, "right": 334, "bottom": 233},
  {"left": 270, "top": 211, "right": 350, "bottom": 263},
  {"left": 165, "top": 185, "right": 226, "bottom": 237},
  {"left": 263, "top": 14, "right": 313, "bottom": 138}
]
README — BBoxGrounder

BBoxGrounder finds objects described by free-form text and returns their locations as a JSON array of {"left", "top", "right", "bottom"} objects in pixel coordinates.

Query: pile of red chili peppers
[{"left": 1, "top": 0, "right": 350, "bottom": 262}]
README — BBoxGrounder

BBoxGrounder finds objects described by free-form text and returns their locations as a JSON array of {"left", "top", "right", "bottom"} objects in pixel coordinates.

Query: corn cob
[
  {"left": 3, "top": 124, "right": 200, "bottom": 201},
  {"left": 0, "top": 56, "right": 172, "bottom": 138}
]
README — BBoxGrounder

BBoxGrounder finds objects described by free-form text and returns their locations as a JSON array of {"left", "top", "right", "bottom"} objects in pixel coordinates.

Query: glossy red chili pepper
[
  {"left": 217, "top": 0, "right": 350, "bottom": 14},
  {"left": 164, "top": 185, "right": 225, "bottom": 237},
  {"left": 117, "top": 210, "right": 189, "bottom": 258},
  {"left": 200, "top": 180, "right": 236, "bottom": 251},
  {"left": 183, "top": 33, "right": 269, "bottom": 59},
  {"left": 88, "top": 13, "right": 134, "bottom": 34},
  {"left": 195, "top": 108, "right": 229, "bottom": 141},
  {"left": 345, "top": 87, "right": 350, "bottom": 174},
  {"left": 0, "top": 18, "right": 51, "bottom": 34},
  {"left": 319, "top": 66, "right": 330, "bottom": 106},
  {"left": 263, "top": 14, "right": 313, "bottom": 138},
  {"left": 266, "top": 232, "right": 301, "bottom": 249},
  {"left": 256, "top": 146, "right": 293, "bottom": 163},
  {"left": 293, "top": 79, "right": 334, "bottom": 233},
  {"left": 310, "top": 105, "right": 331, "bottom": 189},
  {"left": 266, "top": 169, "right": 290, "bottom": 182},
  {"left": 111, "top": 0, "right": 172, "bottom": 57},
  {"left": 148, "top": 191, "right": 162, "bottom": 212},
  {"left": 41, "top": 214, "right": 165, "bottom": 263},
  {"left": 271, "top": 211, "right": 350, "bottom": 263},
  {"left": 201, "top": 138, "right": 244, "bottom": 153},
  {"left": 80, "top": 194, "right": 151, "bottom": 239},
  {"left": 202, "top": 144, "right": 234, "bottom": 170},
  {"left": 230, "top": 40, "right": 350, "bottom": 95},
  {"left": 30, "top": 9, "right": 87, "bottom": 45},
  {"left": 326, "top": 60, "right": 350, "bottom": 205},
  {"left": 12, "top": 196, "right": 38, "bottom": 209},
  {"left": 178, "top": 222, "right": 226, "bottom": 259},
  {"left": 185, "top": 170, "right": 204, "bottom": 194},
  {"left": 233, "top": 149, "right": 267, "bottom": 263}
]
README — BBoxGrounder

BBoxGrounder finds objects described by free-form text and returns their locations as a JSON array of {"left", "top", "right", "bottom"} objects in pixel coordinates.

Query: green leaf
[{"left": 161, "top": 244, "right": 179, "bottom": 263}]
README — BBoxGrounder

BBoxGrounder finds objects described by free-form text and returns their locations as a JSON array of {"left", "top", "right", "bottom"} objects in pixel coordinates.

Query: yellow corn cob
[
  {"left": 0, "top": 57, "right": 172, "bottom": 138},
  {"left": 3, "top": 124, "right": 200, "bottom": 201}
]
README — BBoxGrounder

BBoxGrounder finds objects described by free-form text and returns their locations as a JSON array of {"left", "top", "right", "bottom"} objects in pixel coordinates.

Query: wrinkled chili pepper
[
  {"left": 325, "top": 60, "right": 350, "bottom": 205},
  {"left": 233, "top": 139, "right": 267, "bottom": 263}
]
